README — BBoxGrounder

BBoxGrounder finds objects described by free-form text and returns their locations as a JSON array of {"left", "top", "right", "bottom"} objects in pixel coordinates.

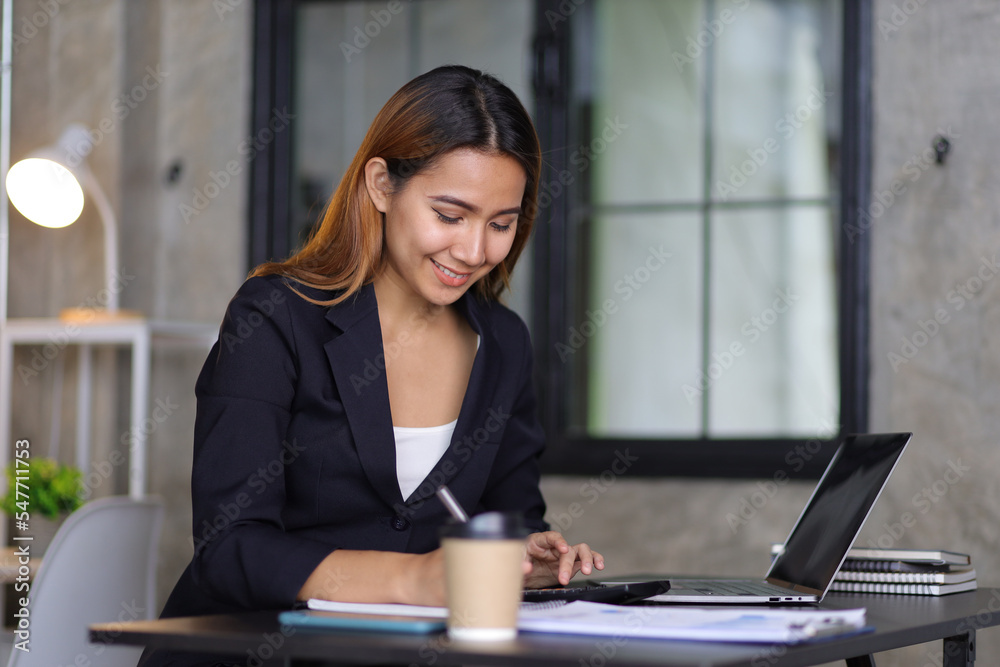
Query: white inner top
[
  {"left": 394, "top": 419, "right": 458, "bottom": 500},
  {"left": 393, "top": 336, "right": 477, "bottom": 500}
]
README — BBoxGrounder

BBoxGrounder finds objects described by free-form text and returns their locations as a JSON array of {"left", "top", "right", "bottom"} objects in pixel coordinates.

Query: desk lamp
[{"left": 5, "top": 124, "right": 137, "bottom": 320}]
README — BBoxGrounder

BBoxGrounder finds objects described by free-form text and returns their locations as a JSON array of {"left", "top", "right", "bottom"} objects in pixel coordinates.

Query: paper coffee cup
[{"left": 440, "top": 512, "right": 529, "bottom": 641}]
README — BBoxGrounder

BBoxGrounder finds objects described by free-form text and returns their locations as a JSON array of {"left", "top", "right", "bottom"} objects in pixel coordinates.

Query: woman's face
[{"left": 371, "top": 148, "right": 527, "bottom": 307}]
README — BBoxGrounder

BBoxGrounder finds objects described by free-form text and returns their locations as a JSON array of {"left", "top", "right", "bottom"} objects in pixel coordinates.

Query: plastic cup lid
[{"left": 439, "top": 511, "right": 530, "bottom": 539}]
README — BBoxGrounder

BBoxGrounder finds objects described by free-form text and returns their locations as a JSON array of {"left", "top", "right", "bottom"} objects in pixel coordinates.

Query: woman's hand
[{"left": 522, "top": 531, "right": 605, "bottom": 589}]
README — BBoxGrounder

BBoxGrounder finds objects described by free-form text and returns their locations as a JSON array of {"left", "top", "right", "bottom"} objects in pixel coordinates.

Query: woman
[{"left": 142, "top": 65, "right": 602, "bottom": 666}]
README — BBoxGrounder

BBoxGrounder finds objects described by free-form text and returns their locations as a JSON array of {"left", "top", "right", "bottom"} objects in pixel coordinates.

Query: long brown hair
[{"left": 252, "top": 65, "right": 541, "bottom": 305}]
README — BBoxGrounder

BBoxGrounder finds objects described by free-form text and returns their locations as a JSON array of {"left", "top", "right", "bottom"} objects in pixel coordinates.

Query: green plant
[{"left": 1, "top": 458, "right": 84, "bottom": 520}]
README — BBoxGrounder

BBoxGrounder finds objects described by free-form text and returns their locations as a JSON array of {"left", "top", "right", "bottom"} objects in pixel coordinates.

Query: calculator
[{"left": 522, "top": 579, "right": 670, "bottom": 604}]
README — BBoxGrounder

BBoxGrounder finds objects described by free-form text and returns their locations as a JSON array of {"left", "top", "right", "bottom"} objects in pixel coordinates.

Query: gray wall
[
  {"left": 7, "top": 2, "right": 1000, "bottom": 665},
  {"left": 545, "top": 2, "right": 1000, "bottom": 665},
  {"left": 7, "top": 0, "right": 251, "bottom": 611}
]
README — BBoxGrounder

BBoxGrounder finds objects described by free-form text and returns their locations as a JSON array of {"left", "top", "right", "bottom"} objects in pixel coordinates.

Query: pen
[{"left": 436, "top": 485, "right": 469, "bottom": 523}]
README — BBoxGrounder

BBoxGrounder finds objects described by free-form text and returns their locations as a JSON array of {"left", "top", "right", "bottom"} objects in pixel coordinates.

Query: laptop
[{"left": 655, "top": 432, "right": 912, "bottom": 604}]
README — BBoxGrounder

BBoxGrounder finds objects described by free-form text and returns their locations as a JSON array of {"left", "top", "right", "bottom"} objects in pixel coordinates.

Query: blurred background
[{"left": 3, "top": 1, "right": 1000, "bottom": 665}]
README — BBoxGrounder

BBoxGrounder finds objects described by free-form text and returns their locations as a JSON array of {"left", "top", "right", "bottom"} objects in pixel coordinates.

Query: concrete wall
[
  {"left": 544, "top": 2, "right": 1000, "bottom": 665},
  {"left": 7, "top": 0, "right": 251, "bottom": 610},
  {"left": 7, "top": 1, "right": 1000, "bottom": 665}
]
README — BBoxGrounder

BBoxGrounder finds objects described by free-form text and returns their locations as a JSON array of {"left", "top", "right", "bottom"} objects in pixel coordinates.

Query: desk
[
  {"left": 91, "top": 589, "right": 1000, "bottom": 667},
  {"left": 0, "top": 316, "right": 216, "bottom": 498}
]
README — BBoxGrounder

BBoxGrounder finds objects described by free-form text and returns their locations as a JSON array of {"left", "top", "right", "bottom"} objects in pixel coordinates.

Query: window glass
[
  {"left": 713, "top": 0, "right": 840, "bottom": 202},
  {"left": 292, "top": 0, "right": 536, "bottom": 322},
  {"left": 569, "top": 0, "right": 841, "bottom": 439},
  {"left": 577, "top": 212, "right": 702, "bottom": 437},
  {"left": 590, "top": 0, "right": 704, "bottom": 205},
  {"left": 709, "top": 206, "right": 838, "bottom": 436}
]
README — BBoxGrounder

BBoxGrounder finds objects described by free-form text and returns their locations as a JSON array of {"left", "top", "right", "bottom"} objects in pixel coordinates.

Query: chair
[{"left": 5, "top": 496, "right": 164, "bottom": 667}]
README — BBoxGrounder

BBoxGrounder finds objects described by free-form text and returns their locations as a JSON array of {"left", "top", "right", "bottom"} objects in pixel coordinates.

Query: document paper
[{"left": 517, "top": 602, "right": 868, "bottom": 643}]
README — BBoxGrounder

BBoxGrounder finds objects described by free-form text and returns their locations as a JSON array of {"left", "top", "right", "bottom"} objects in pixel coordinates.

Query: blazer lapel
[
  {"left": 323, "top": 286, "right": 505, "bottom": 509},
  {"left": 323, "top": 284, "right": 404, "bottom": 509},
  {"left": 404, "top": 294, "right": 503, "bottom": 505}
]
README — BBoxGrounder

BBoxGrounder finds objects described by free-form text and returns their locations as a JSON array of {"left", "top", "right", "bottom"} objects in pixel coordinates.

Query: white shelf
[{"left": 0, "top": 316, "right": 217, "bottom": 498}]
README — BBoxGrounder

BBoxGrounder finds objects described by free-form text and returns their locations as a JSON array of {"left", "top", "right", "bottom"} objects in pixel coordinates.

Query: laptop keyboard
[{"left": 685, "top": 580, "right": 788, "bottom": 596}]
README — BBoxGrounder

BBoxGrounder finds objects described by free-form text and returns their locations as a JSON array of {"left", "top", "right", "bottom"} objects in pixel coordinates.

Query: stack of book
[{"left": 830, "top": 547, "right": 977, "bottom": 596}]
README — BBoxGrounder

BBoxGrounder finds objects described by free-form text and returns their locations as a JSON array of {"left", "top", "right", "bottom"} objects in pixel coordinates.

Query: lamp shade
[
  {"left": 4, "top": 124, "right": 125, "bottom": 316},
  {"left": 6, "top": 157, "right": 85, "bottom": 228}
]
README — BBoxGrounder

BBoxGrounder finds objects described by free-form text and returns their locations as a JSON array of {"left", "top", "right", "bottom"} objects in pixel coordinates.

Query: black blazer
[{"left": 158, "top": 274, "right": 549, "bottom": 621}]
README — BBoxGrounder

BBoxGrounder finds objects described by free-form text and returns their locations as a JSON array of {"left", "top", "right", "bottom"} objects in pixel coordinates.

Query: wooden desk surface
[
  {"left": 0, "top": 546, "right": 38, "bottom": 584},
  {"left": 91, "top": 589, "right": 1000, "bottom": 667}
]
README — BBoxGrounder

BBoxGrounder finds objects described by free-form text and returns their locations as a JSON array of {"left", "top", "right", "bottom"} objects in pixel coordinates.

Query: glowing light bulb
[{"left": 6, "top": 157, "right": 85, "bottom": 229}]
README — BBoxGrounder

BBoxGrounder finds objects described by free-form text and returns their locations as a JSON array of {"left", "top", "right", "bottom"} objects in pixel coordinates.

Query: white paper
[
  {"left": 517, "top": 602, "right": 867, "bottom": 643},
  {"left": 306, "top": 599, "right": 448, "bottom": 618}
]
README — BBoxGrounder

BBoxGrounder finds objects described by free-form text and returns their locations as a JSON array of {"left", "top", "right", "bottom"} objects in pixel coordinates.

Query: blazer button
[{"left": 391, "top": 516, "right": 410, "bottom": 531}]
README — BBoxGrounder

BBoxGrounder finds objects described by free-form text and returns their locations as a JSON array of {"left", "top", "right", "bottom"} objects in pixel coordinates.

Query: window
[
  {"left": 250, "top": 0, "right": 538, "bottom": 320},
  {"left": 532, "top": 0, "right": 871, "bottom": 477},
  {"left": 251, "top": 0, "right": 872, "bottom": 478}
]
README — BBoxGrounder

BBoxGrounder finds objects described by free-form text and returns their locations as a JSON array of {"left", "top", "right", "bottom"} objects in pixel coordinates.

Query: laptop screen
[{"left": 765, "top": 432, "right": 912, "bottom": 595}]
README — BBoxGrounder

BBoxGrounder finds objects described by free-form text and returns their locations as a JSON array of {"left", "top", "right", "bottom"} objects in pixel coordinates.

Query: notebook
[{"left": 653, "top": 432, "right": 912, "bottom": 604}]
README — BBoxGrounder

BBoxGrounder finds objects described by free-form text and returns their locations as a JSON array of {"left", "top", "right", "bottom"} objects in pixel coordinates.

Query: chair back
[{"left": 7, "top": 496, "right": 164, "bottom": 667}]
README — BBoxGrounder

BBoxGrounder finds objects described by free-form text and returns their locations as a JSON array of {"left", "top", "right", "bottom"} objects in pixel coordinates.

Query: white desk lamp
[{"left": 5, "top": 124, "right": 134, "bottom": 320}]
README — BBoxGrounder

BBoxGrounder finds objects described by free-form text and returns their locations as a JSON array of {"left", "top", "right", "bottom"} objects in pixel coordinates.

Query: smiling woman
[
  {"left": 139, "top": 65, "right": 603, "bottom": 667},
  {"left": 367, "top": 148, "right": 526, "bottom": 303},
  {"left": 365, "top": 148, "right": 527, "bottom": 430},
  {"left": 252, "top": 65, "right": 541, "bottom": 305}
]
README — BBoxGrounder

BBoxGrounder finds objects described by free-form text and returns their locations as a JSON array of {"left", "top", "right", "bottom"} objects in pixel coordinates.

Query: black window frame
[{"left": 248, "top": 0, "right": 872, "bottom": 480}]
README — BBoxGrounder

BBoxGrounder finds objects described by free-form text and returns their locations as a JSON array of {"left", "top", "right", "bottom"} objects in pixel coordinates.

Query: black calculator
[{"left": 522, "top": 579, "right": 670, "bottom": 604}]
